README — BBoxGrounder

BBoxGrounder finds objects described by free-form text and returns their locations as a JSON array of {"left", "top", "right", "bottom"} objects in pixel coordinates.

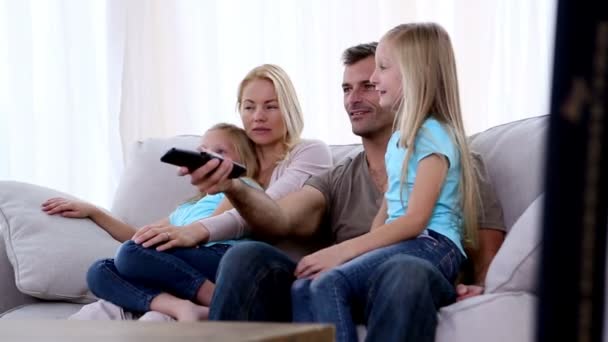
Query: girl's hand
[
  {"left": 295, "top": 244, "right": 351, "bottom": 279},
  {"left": 132, "top": 222, "right": 209, "bottom": 251},
  {"left": 41, "top": 197, "right": 97, "bottom": 218}
]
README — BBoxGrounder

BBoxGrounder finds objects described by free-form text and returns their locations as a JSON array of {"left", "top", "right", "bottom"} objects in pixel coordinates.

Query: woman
[{"left": 70, "top": 64, "right": 332, "bottom": 321}]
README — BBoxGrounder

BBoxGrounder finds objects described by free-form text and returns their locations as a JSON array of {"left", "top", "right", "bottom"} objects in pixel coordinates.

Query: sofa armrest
[{"left": 0, "top": 238, "right": 37, "bottom": 315}]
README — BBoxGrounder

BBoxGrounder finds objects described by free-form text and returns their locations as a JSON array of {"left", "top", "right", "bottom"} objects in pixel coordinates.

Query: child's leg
[
  {"left": 86, "top": 259, "right": 161, "bottom": 313},
  {"left": 114, "top": 241, "right": 229, "bottom": 304},
  {"left": 149, "top": 293, "right": 209, "bottom": 321},
  {"left": 307, "top": 232, "right": 463, "bottom": 342},
  {"left": 291, "top": 278, "right": 313, "bottom": 322}
]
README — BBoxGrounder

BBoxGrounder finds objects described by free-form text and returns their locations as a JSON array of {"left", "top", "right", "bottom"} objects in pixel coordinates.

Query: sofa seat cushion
[
  {"left": 0, "top": 181, "right": 120, "bottom": 303},
  {"left": 436, "top": 292, "right": 537, "bottom": 342},
  {"left": 485, "top": 194, "right": 544, "bottom": 294},
  {"left": 0, "top": 302, "right": 83, "bottom": 319}
]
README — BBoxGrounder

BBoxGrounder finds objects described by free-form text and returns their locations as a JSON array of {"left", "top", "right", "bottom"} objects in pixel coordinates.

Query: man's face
[{"left": 342, "top": 57, "right": 394, "bottom": 138}]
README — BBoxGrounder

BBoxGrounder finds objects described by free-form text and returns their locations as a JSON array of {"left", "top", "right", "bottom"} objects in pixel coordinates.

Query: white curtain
[
  {"left": 0, "top": 0, "right": 122, "bottom": 207},
  {"left": 0, "top": 0, "right": 556, "bottom": 207}
]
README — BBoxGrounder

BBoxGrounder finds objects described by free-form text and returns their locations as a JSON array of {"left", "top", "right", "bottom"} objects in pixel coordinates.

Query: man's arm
[
  {"left": 471, "top": 228, "right": 505, "bottom": 284},
  {"left": 223, "top": 181, "right": 327, "bottom": 240}
]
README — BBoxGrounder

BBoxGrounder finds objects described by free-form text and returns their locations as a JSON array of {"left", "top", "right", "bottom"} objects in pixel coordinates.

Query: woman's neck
[{"left": 255, "top": 142, "right": 288, "bottom": 187}]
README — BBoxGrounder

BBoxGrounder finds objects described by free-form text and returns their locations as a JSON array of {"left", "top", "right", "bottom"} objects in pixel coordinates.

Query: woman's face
[
  {"left": 370, "top": 38, "right": 403, "bottom": 110},
  {"left": 198, "top": 129, "right": 241, "bottom": 163},
  {"left": 239, "top": 78, "right": 287, "bottom": 148}
]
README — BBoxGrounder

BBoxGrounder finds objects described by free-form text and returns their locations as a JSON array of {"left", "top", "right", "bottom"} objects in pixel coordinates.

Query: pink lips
[{"left": 252, "top": 127, "right": 271, "bottom": 134}]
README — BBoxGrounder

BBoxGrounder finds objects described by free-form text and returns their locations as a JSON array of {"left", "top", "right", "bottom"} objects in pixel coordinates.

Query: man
[{"left": 190, "top": 43, "right": 506, "bottom": 341}]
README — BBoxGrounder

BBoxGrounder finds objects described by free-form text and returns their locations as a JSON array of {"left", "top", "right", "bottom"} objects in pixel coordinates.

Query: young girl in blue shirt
[{"left": 291, "top": 23, "right": 480, "bottom": 342}]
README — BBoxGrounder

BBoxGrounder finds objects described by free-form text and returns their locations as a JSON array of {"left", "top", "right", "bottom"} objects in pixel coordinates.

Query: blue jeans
[
  {"left": 209, "top": 241, "right": 296, "bottom": 321},
  {"left": 292, "top": 230, "right": 464, "bottom": 342},
  {"left": 209, "top": 236, "right": 461, "bottom": 342},
  {"left": 87, "top": 240, "right": 230, "bottom": 313}
]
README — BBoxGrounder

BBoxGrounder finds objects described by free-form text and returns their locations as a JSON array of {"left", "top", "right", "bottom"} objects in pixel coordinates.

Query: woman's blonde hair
[
  {"left": 236, "top": 64, "right": 304, "bottom": 154},
  {"left": 385, "top": 22, "right": 479, "bottom": 248},
  {"left": 187, "top": 123, "right": 259, "bottom": 203}
]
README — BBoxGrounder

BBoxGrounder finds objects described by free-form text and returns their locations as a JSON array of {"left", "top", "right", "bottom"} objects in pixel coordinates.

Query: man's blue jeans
[
  {"left": 292, "top": 230, "right": 463, "bottom": 342},
  {"left": 209, "top": 234, "right": 462, "bottom": 342},
  {"left": 87, "top": 240, "right": 230, "bottom": 313}
]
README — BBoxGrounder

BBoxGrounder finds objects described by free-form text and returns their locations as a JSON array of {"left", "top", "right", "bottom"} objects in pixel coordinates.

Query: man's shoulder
[{"left": 327, "top": 151, "right": 366, "bottom": 180}]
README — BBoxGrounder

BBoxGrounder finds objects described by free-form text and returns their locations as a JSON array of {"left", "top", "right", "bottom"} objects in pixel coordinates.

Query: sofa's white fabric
[
  {"left": 485, "top": 195, "right": 544, "bottom": 294},
  {"left": 436, "top": 292, "right": 537, "bottom": 342},
  {"left": 0, "top": 181, "right": 120, "bottom": 303},
  {"left": 0, "top": 302, "right": 82, "bottom": 319},
  {"left": 470, "top": 115, "right": 548, "bottom": 231},
  {"left": 111, "top": 135, "right": 201, "bottom": 228}
]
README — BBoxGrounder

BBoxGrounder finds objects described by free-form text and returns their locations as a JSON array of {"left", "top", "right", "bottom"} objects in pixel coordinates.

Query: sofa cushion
[
  {"left": 0, "top": 302, "right": 83, "bottom": 319},
  {"left": 0, "top": 181, "right": 120, "bottom": 303},
  {"left": 436, "top": 292, "right": 537, "bottom": 342},
  {"left": 485, "top": 195, "right": 544, "bottom": 294},
  {"left": 111, "top": 135, "right": 201, "bottom": 227},
  {"left": 470, "top": 115, "right": 548, "bottom": 231}
]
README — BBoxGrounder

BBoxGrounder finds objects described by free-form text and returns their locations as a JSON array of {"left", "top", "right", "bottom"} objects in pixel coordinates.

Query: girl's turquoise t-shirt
[{"left": 384, "top": 117, "right": 465, "bottom": 255}]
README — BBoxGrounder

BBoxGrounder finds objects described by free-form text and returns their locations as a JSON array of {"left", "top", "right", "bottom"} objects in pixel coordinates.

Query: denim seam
[{"left": 329, "top": 270, "right": 353, "bottom": 342}]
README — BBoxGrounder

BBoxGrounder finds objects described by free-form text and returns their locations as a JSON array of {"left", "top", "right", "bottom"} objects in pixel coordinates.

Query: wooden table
[{"left": 0, "top": 320, "right": 334, "bottom": 342}]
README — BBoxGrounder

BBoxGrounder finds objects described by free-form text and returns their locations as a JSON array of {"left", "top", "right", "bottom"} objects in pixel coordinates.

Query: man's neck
[
  {"left": 361, "top": 131, "right": 391, "bottom": 171},
  {"left": 361, "top": 131, "right": 392, "bottom": 192}
]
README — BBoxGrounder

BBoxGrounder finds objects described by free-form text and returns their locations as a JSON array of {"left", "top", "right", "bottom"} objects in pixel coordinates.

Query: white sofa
[{"left": 0, "top": 116, "right": 552, "bottom": 341}]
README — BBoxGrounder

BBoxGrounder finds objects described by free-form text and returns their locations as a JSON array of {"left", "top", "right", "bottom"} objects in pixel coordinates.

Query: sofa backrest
[
  {"left": 112, "top": 115, "right": 548, "bottom": 232},
  {"left": 469, "top": 115, "right": 548, "bottom": 231}
]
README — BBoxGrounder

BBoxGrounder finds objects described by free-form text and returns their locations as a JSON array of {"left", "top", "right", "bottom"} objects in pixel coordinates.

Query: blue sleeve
[{"left": 414, "top": 120, "right": 459, "bottom": 167}]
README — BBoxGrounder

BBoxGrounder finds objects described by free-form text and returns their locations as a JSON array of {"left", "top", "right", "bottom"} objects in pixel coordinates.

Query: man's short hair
[{"left": 342, "top": 42, "right": 378, "bottom": 66}]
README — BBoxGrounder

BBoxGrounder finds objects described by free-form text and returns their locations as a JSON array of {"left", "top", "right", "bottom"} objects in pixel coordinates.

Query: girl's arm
[
  {"left": 89, "top": 209, "right": 168, "bottom": 242},
  {"left": 42, "top": 197, "right": 144, "bottom": 242},
  {"left": 295, "top": 154, "right": 448, "bottom": 278},
  {"left": 341, "top": 154, "right": 448, "bottom": 259},
  {"left": 370, "top": 197, "right": 388, "bottom": 230}
]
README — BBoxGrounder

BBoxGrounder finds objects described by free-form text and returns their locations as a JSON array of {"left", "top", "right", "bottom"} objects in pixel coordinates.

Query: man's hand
[
  {"left": 455, "top": 284, "right": 485, "bottom": 301},
  {"left": 132, "top": 222, "right": 209, "bottom": 251},
  {"left": 178, "top": 153, "right": 238, "bottom": 195},
  {"left": 294, "top": 244, "right": 351, "bottom": 279}
]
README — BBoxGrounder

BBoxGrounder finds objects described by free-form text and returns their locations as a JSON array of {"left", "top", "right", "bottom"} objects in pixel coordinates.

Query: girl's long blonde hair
[
  {"left": 386, "top": 23, "right": 479, "bottom": 248},
  {"left": 236, "top": 64, "right": 304, "bottom": 156}
]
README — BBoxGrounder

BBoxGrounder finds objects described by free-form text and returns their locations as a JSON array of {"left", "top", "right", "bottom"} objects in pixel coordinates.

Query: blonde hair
[
  {"left": 385, "top": 23, "right": 479, "bottom": 248},
  {"left": 236, "top": 64, "right": 304, "bottom": 154},
  {"left": 187, "top": 123, "right": 259, "bottom": 203},
  {"left": 207, "top": 122, "right": 259, "bottom": 179}
]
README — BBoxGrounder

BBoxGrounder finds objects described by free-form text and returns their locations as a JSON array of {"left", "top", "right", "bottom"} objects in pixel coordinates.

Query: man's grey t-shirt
[
  {"left": 305, "top": 151, "right": 505, "bottom": 245},
  {"left": 305, "top": 152, "right": 383, "bottom": 244}
]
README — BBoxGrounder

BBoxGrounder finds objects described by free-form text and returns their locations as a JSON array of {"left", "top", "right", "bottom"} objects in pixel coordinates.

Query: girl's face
[
  {"left": 370, "top": 38, "right": 403, "bottom": 110},
  {"left": 198, "top": 129, "right": 241, "bottom": 163},
  {"left": 239, "top": 78, "right": 287, "bottom": 148}
]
